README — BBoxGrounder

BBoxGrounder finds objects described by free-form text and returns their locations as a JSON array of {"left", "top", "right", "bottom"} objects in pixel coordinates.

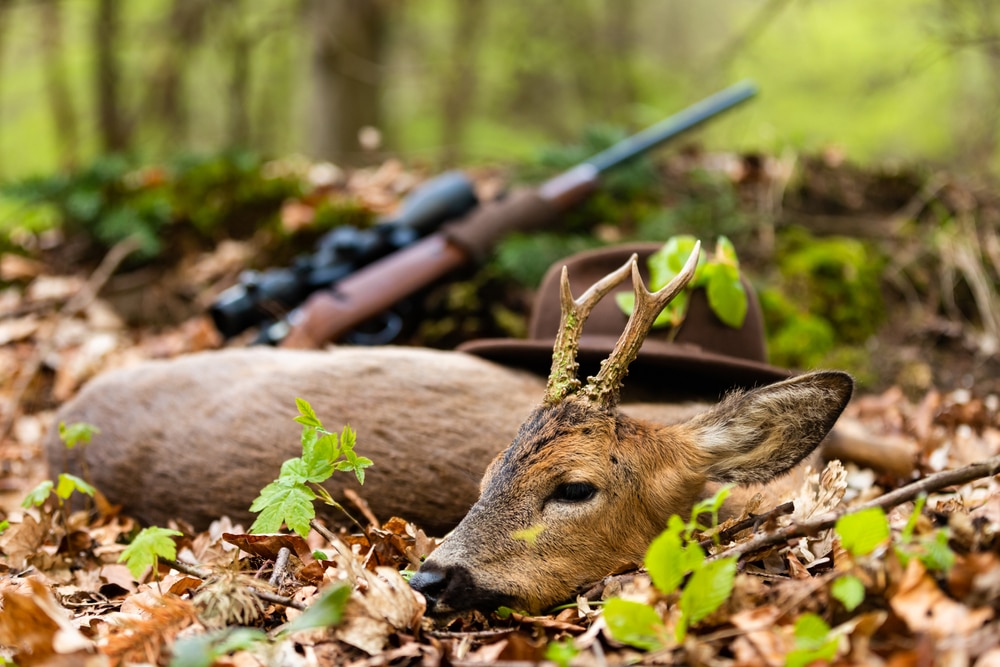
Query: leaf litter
[{"left": 0, "top": 158, "right": 1000, "bottom": 665}]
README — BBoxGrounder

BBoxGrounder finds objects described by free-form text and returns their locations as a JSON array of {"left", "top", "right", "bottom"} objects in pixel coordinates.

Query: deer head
[{"left": 409, "top": 243, "right": 853, "bottom": 615}]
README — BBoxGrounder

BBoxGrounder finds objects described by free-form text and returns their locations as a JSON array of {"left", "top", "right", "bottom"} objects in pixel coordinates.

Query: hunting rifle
[{"left": 268, "top": 80, "right": 759, "bottom": 348}]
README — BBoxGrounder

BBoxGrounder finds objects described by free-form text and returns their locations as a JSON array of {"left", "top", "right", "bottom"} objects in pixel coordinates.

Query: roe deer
[
  {"left": 408, "top": 244, "right": 852, "bottom": 615},
  {"left": 44, "top": 345, "right": 712, "bottom": 535}
]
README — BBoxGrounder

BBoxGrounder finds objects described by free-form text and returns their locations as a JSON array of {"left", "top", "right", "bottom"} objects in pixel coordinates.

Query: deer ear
[{"left": 686, "top": 371, "right": 853, "bottom": 485}]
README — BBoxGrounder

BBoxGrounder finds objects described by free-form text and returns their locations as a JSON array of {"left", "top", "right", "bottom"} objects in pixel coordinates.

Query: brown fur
[
  {"left": 44, "top": 346, "right": 707, "bottom": 535},
  {"left": 410, "top": 371, "right": 853, "bottom": 615}
]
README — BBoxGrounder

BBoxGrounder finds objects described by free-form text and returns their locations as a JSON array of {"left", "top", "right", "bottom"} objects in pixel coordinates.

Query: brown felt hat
[{"left": 459, "top": 243, "right": 791, "bottom": 397}]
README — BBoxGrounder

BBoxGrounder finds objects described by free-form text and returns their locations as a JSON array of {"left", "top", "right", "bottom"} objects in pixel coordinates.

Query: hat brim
[{"left": 459, "top": 336, "right": 792, "bottom": 397}]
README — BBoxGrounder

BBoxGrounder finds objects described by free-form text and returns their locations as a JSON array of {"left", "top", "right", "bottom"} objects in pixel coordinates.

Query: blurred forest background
[
  {"left": 1, "top": 0, "right": 999, "bottom": 173},
  {"left": 1, "top": 0, "right": 1000, "bottom": 397}
]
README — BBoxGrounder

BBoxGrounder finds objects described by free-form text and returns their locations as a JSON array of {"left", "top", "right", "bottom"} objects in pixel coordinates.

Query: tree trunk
[
  {"left": 226, "top": 0, "right": 251, "bottom": 148},
  {"left": 148, "top": 0, "right": 210, "bottom": 146},
  {"left": 439, "top": 0, "right": 487, "bottom": 166},
  {"left": 40, "top": 0, "right": 79, "bottom": 168},
  {"left": 94, "top": 0, "right": 130, "bottom": 153},
  {"left": 305, "top": 0, "right": 386, "bottom": 162}
]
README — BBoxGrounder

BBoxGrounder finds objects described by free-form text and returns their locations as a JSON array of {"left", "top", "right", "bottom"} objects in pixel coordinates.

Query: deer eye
[{"left": 551, "top": 482, "right": 597, "bottom": 503}]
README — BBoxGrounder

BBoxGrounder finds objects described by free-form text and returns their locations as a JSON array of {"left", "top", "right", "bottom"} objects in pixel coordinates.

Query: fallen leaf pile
[{"left": 1, "top": 156, "right": 999, "bottom": 665}]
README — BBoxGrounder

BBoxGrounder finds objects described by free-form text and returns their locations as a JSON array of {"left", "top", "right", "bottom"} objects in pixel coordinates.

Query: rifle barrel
[{"left": 586, "top": 80, "right": 757, "bottom": 174}]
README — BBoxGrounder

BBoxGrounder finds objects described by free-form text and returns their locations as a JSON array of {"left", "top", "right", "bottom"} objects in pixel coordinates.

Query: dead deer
[
  {"left": 44, "top": 344, "right": 711, "bottom": 535},
  {"left": 408, "top": 245, "right": 853, "bottom": 615}
]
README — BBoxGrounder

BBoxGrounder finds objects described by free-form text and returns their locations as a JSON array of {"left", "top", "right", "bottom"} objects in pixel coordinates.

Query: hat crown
[{"left": 528, "top": 243, "right": 768, "bottom": 363}]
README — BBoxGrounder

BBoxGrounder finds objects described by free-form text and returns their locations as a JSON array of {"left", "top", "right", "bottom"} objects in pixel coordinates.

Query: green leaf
[
  {"left": 282, "top": 583, "right": 351, "bottom": 634},
  {"left": 58, "top": 421, "right": 100, "bottom": 449},
  {"left": 704, "top": 263, "right": 747, "bottom": 329},
  {"left": 302, "top": 434, "right": 336, "bottom": 483},
  {"left": 645, "top": 518, "right": 687, "bottom": 595},
  {"left": 249, "top": 479, "right": 317, "bottom": 537},
  {"left": 55, "top": 473, "right": 96, "bottom": 501},
  {"left": 900, "top": 494, "right": 927, "bottom": 544},
  {"left": 831, "top": 575, "right": 865, "bottom": 612},
  {"left": 118, "top": 526, "right": 183, "bottom": 580},
  {"left": 545, "top": 638, "right": 579, "bottom": 667},
  {"left": 835, "top": 507, "right": 890, "bottom": 556},
  {"left": 714, "top": 235, "right": 739, "bottom": 267},
  {"left": 168, "top": 627, "right": 267, "bottom": 667},
  {"left": 648, "top": 235, "right": 701, "bottom": 290},
  {"left": 689, "top": 485, "right": 733, "bottom": 533},
  {"left": 603, "top": 598, "right": 665, "bottom": 652},
  {"left": 0, "top": 519, "right": 9, "bottom": 534},
  {"left": 678, "top": 556, "right": 737, "bottom": 629},
  {"left": 786, "top": 613, "right": 839, "bottom": 667},
  {"left": 335, "top": 455, "right": 373, "bottom": 485},
  {"left": 293, "top": 397, "right": 322, "bottom": 428},
  {"left": 918, "top": 529, "right": 956, "bottom": 573},
  {"left": 22, "top": 480, "right": 53, "bottom": 508},
  {"left": 340, "top": 425, "right": 357, "bottom": 454}
]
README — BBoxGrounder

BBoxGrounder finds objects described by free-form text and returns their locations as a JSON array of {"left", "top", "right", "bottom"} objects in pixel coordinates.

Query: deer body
[{"left": 44, "top": 346, "right": 709, "bottom": 534}]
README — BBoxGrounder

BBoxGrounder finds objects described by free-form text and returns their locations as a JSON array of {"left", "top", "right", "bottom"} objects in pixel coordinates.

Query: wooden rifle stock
[
  {"left": 280, "top": 81, "right": 758, "bottom": 348},
  {"left": 280, "top": 171, "right": 596, "bottom": 348}
]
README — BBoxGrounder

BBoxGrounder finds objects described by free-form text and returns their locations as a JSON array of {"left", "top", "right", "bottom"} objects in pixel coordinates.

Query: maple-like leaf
[{"left": 118, "top": 526, "right": 183, "bottom": 579}]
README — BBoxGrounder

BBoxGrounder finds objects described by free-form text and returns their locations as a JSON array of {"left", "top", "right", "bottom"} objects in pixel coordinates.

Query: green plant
[
  {"left": 785, "top": 613, "right": 839, "bottom": 667},
  {"left": 604, "top": 486, "right": 737, "bottom": 646},
  {"left": 249, "top": 398, "right": 371, "bottom": 537},
  {"left": 118, "top": 526, "right": 184, "bottom": 580},
  {"left": 616, "top": 235, "right": 747, "bottom": 331}
]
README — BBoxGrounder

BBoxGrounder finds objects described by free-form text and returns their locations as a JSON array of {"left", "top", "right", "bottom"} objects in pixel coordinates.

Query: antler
[
  {"left": 581, "top": 241, "right": 701, "bottom": 408},
  {"left": 544, "top": 255, "right": 637, "bottom": 405}
]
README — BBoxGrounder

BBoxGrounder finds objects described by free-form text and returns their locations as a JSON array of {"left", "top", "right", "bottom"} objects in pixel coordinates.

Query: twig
[
  {"left": 344, "top": 488, "right": 381, "bottom": 528},
  {"left": 310, "top": 518, "right": 341, "bottom": 546},
  {"left": 269, "top": 546, "right": 292, "bottom": 587},
  {"left": 698, "top": 501, "right": 794, "bottom": 550},
  {"left": 0, "top": 236, "right": 141, "bottom": 444},
  {"left": 708, "top": 454, "right": 1000, "bottom": 563},
  {"left": 163, "top": 558, "right": 306, "bottom": 611}
]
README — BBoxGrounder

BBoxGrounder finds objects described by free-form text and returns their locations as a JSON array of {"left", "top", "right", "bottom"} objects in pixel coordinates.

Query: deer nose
[{"left": 409, "top": 565, "right": 447, "bottom": 609}]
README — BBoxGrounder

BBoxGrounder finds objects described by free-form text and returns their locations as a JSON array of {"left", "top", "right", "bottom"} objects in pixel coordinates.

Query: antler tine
[
  {"left": 583, "top": 241, "right": 701, "bottom": 408},
  {"left": 544, "top": 254, "right": 637, "bottom": 405}
]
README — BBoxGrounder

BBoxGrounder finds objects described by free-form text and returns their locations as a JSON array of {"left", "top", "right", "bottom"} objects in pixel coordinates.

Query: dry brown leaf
[
  {"left": 0, "top": 578, "right": 101, "bottom": 666},
  {"left": 1, "top": 253, "right": 45, "bottom": 280},
  {"left": 890, "top": 559, "right": 993, "bottom": 638},
  {"left": 0, "top": 513, "right": 51, "bottom": 569}
]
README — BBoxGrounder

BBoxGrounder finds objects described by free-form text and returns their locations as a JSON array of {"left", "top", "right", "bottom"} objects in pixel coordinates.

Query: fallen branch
[{"left": 709, "top": 454, "right": 1000, "bottom": 563}]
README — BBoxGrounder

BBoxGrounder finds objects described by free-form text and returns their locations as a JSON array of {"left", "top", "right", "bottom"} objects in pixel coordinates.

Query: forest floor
[{"left": 0, "top": 155, "right": 999, "bottom": 666}]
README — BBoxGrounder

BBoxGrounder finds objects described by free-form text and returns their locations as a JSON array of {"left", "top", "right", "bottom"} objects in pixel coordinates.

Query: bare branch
[{"left": 708, "top": 454, "right": 1000, "bottom": 563}]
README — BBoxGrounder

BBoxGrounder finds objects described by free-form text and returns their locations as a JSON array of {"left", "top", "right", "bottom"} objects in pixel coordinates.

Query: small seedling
[
  {"left": 249, "top": 398, "right": 372, "bottom": 537},
  {"left": 605, "top": 486, "right": 737, "bottom": 646},
  {"left": 617, "top": 235, "right": 747, "bottom": 331},
  {"left": 118, "top": 526, "right": 184, "bottom": 580}
]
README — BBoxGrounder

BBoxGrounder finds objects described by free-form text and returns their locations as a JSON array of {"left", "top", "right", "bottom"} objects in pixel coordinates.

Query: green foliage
[
  {"left": 495, "top": 232, "right": 603, "bottom": 288},
  {"left": 1, "top": 151, "right": 301, "bottom": 259},
  {"left": 21, "top": 480, "right": 54, "bottom": 508},
  {"left": 617, "top": 235, "right": 747, "bottom": 330},
  {"left": 22, "top": 473, "right": 96, "bottom": 508},
  {"left": 835, "top": 507, "right": 891, "bottom": 556},
  {"left": 169, "top": 627, "right": 267, "bottom": 667},
  {"left": 118, "top": 526, "right": 183, "bottom": 579},
  {"left": 58, "top": 421, "right": 100, "bottom": 449},
  {"left": 544, "top": 638, "right": 579, "bottom": 667},
  {"left": 608, "top": 486, "right": 736, "bottom": 647},
  {"left": 895, "top": 497, "right": 956, "bottom": 573},
  {"left": 635, "top": 169, "right": 746, "bottom": 243},
  {"left": 831, "top": 575, "right": 866, "bottom": 612},
  {"left": 250, "top": 398, "right": 370, "bottom": 537},
  {"left": 675, "top": 557, "right": 737, "bottom": 641},
  {"left": 785, "top": 613, "right": 839, "bottom": 667},
  {"left": 280, "top": 583, "right": 351, "bottom": 635},
  {"left": 602, "top": 598, "right": 665, "bottom": 652},
  {"left": 764, "top": 228, "right": 885, "bottom": 374}
]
